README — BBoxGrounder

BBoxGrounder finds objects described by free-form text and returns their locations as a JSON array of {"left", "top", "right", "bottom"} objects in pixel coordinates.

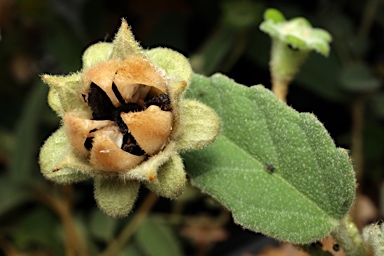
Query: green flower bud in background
[
  {"left": 260, "top": 8, "right": 332, "bottom": 102},
  {"left": 39, "top": 20, "right": 221, "bottom": 218}
]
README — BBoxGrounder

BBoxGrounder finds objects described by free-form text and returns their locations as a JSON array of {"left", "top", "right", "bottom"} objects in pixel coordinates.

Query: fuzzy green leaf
[
  {"left": 10, "top": 81, "right": 48, "bottom": 183},
  {"left": 183, "top": 73, "right": 355, "bottom": 243}
]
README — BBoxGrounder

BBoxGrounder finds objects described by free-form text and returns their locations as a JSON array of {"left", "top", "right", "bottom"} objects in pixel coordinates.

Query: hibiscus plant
[{"left": 9, "top": 7, "right": 383, "bottom": 256}]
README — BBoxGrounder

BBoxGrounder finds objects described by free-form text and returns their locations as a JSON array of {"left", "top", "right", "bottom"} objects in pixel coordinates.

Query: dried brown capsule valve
[{"left": 64, "top": 56, "right": 173, "bottom": 172}]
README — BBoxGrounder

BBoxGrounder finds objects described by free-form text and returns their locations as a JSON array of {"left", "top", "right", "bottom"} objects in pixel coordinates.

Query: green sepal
[
  {"left": 119, "top": 141, "right": 178, "bottom": 182},
  {"left": 42, "top": 73, "right": 89, "bottom": 114},
  {"left": 47, "top": 88, "right": 62, "bottom": 116},
  {"left": 175, "top": 99, "right": 221, "bottom": 151},
  {"left": 94, "top": 177, "right": 140, "bottom": 218},
  {"left": 39, "top": 127, "right": 90, "bottom": 184},
  {"left": 109, "top": 19, "right": 142, "bottom": 60},
  {"left": 145, "top": 155, "right": 186, "bottom": 199},
  {"left": 82, "top": 42, "right": 113, "bottom": 70},
  {"left": 145, "top": 47, "right": 192, "bottom": 84},
  {"left": 264, "top": 8, "right": 286, "bottom": 23}
]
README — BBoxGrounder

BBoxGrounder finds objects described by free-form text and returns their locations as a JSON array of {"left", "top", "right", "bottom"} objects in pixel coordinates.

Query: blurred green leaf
[
  {"left": 19, "top": 0, "right": 49, "bottom": 22},
  {"left": 143, "top": 13, "right": 188, "bottom": 52},
  {"left": 12, "top": 207, "right": 58, "bottom": 250},
  {"left": 221, "top": 0, "right": 264, "bottom": 29},
  {"left": 347, "top": 36, "right": 369, "bottom": 58},
  {"left": 89, "top": 208, "right": 118, "bottom": 242},
  {"left": 339, "top": 63, "right": 381, "bottom": 92},
  {"left": 296, "top": 53, "right": 346, "bottom": 101},
  {"left": 371, "top": 93, "right": 384, "bottom": 118},
  {"left": 324, "top": 14, "right": 354, "bottom": 39},
  {"left": 0, "top": 129, "right": 15, "bottom": 156},
  {"left": 135, "top": 216, "right": 183, "bottom": 256},
  {"left": 118, "top": 244, "right": 143, "bottom": 256},
  {"left": 190, "top": 28, "right": 240, "bottom": 75},
  {"left": 9, "top": 80, "right": 48, "bottom": 183},
  {"left": 45, "top": 19, "right": 84, "bottom": 72},
  {"left": 363, "top": 121, "right": 384, "bottom": 160},
  {"left": 75, "top": 213, "right": 100, "bottom": 255},
  {"left": 184, "top": 74, "right": 355, "bottom": 243},
  {"left": 0, "top": 177, "right": 32, "bottom": 216}
]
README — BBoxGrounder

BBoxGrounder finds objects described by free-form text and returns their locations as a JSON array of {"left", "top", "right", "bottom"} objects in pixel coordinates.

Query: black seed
[
  {"left": 122, "top": 133, "right": 145, "bottom": 156},
  {"left": 113, "top": 111, "right": 129, "bottom": 134},
  {"left": 88, "top": 83, "right": 115, "bottom": 120},
  {"left": 85, "top": 82, "right": 153, "bottom": 157},
  {"left": 112, "top": 82, "right": 126, "bottom": 105},
  {"left": 119, "top": 102, "right": 143, "bottom": 113},
  {"left": 310, "top": 241, "right": 323, "bottom": 249},
  {"left": 84, "top": 137, "right": 94, "bottom": 150},
  {"left": 122, "top": 144, "right": 145, "bottom": 155},
  {"left": 145, "top": 94, "right": 171, "bottom": 110}
]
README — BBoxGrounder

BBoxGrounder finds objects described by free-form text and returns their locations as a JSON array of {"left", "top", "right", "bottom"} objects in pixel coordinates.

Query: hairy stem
[{"left": 272, "top": 78, "right": 289, "bottom": 102}]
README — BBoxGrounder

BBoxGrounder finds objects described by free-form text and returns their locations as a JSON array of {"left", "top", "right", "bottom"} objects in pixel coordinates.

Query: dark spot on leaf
[{"left": 265, "top": 163, "right": 275, "bottom": 173}]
